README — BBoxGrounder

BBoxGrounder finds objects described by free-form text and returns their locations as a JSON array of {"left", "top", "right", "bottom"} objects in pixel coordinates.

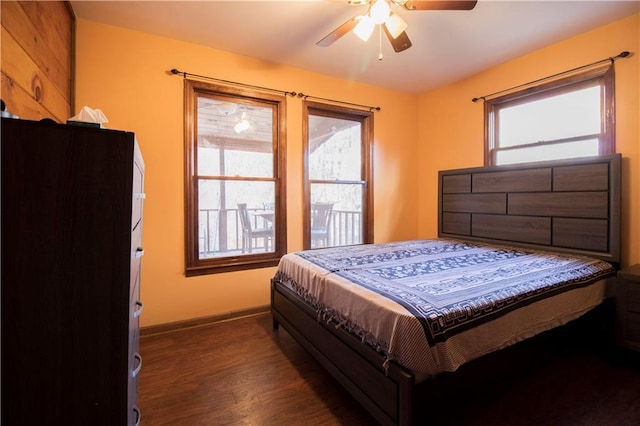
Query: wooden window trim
[
  {"left": 302, "top": 101, "right": 374, "bottom": 250},
  {"left": 484, "top": 64, "right": 615, "bottom": 166},
  {"left": 184, "top": 79, "right": 287, "bottom": 276}
]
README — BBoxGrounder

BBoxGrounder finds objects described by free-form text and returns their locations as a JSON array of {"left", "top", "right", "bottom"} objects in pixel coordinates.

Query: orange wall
[
  {"left": 418, "top": 13, "right": 640, "bottom": 268},
  {"left": 76, "top": 14, "right": 639, "bottom": 327},
  {"left": 74, "top": 20, "right": 420, "bottom": 326}
]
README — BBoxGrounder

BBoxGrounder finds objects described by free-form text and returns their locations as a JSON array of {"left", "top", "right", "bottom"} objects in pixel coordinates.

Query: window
[
  {"left": 485, "top": 64, "right": 615, "bottom": 166},
  {"left": 303, "top": 102, "right": 373, "bottom": 249},
  {"left": 184, "top": 80, "right": 286, "bottom": 275}
]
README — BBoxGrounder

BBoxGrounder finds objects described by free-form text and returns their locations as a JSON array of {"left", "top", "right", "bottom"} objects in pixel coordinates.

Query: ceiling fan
[{"left": 317, "top": 0, "right": 478, "bottom": 55}]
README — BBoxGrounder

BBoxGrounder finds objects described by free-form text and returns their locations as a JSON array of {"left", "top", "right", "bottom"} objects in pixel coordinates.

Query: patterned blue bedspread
[{"left": 290, "top": 239, "right": 615, "bottom": 346}]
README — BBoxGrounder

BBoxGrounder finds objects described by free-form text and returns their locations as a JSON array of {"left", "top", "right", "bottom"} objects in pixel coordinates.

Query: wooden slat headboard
[{"left": 438, "top": 154, "right": 621, "bottom": 264}]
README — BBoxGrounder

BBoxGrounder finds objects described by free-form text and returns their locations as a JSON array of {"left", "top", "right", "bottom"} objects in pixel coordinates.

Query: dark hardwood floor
[{"left": 139, "top": 308, "right": 640, "bottom": 425}]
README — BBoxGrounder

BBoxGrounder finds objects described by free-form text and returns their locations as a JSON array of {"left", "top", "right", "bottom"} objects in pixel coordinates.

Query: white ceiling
[{"left": 70, "top": 0, "right": 639, "bottom": 94}]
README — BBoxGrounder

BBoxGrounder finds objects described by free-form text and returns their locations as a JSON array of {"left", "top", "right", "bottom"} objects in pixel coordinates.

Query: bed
[{"left": 270, "top": 154, "right": 621, "bottom": 426}]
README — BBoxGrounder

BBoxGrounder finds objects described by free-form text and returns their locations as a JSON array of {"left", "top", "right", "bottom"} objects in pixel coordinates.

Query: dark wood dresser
[
  {"left": 1, "top": 118, "right": 145, "bottom": 425},
  {"left": 616, "top": 264, "right": 640, "bottom": 352}
]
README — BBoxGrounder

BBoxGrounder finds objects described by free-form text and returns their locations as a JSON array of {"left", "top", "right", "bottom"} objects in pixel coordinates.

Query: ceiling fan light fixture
[
  {"left": 318, "top": 0, "right": 475, "bottom": 54},
  {"left": 353, "top": 15, "right": 375, "bottom": 41},
  {"left": 385, "top": 13, "right": 408, "bottom": 39},
  {"left": 370, "top": 0, "right": 391, "bottom": 24}
]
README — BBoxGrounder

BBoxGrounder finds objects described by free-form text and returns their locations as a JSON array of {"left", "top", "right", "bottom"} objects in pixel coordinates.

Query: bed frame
[{"left": 271, "top": 154, "right": 621, "bottom": 426}]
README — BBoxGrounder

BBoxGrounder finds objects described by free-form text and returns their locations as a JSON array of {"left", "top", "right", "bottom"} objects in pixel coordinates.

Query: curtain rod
[
  {"left": 296, "top": 93, "right": 381, "bottom": 112},
  {"left": 170, "top": 68, "right": 297, "bottom": 97},
  {"left": 170, "top": 68, "right": 380, "bottom": 112},
  {"left": 471, "top": 51, "right": 631, "bottom": 103}
]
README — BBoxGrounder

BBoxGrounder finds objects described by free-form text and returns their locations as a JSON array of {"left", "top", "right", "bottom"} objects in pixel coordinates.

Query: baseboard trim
[{"left": 140, "top": 305, "right": 271, "bottom": 338}]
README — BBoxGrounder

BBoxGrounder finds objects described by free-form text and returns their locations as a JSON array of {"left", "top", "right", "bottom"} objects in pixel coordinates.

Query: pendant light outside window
[{"left": 234, "top": 112, "right": 250, "bottom": 133}]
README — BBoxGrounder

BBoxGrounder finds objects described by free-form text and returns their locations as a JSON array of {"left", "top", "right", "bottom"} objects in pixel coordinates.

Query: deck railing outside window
[{"left": 199, "top": 208, "right": 361, "bottom": 257}]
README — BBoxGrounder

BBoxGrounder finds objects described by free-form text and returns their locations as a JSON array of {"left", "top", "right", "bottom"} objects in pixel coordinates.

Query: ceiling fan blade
[
  {"left": 383, "top": 25, "right": 412, "bottom": 53},
  {"left": 317, "top": 16, "right": 359, "bottom": 47},
  {"left": 402, "top": 0, "right": 478, "bottom": 11}
]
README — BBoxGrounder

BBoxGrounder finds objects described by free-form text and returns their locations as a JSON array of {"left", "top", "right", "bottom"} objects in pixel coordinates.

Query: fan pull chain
[{"left": 378, "top": 25, "right": 383, "bottom": 61}]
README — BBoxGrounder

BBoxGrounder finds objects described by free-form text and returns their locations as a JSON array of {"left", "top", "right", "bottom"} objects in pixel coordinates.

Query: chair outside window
[
  {"left": 311, "top": 202, "right": 334, "bottom": 248},
  {"left": 262, "top": 202, "right": 274, "bottom": 211},
  {"left": 238, "top": 203, "right": 273, "bottom": 253}
]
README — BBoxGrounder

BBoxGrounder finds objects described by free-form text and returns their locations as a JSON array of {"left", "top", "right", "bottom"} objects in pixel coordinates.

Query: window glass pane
[
  {"left": 308, "top": 115, "right": 361, "bottom": 180},
  {"left": 199, "top": 179, "right": 275, "bottom": 258},
  {"left": 498, "top": 85, "right": 600, "bottom": 147},
  {"left": 310, "top": 182, "right": 363, "bottom": 248},
  {"left": 198, "top": 146, "right": 273, "bottom": 177},
  {"left": 496, "top": 139, "right": 599, "bottom": 165},
  {"left": 197, "top": 97, "right": 273, "bottom": 177}
]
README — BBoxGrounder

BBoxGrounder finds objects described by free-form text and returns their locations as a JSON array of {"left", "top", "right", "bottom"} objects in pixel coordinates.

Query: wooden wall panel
[
  {"left": 1, "top": 27, "right": 70, "bottom": 121},
  {"left": 1, "top": 72, "right": 51, "bottom": 120},
  {"left": 1, "top": 1, "right": 73, "bottom": 122}
]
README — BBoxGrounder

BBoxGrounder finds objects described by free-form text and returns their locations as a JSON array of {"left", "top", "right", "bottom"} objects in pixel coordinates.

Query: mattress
[{"left": 273, "top": 239, "right": 616, "bottom": 378}]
